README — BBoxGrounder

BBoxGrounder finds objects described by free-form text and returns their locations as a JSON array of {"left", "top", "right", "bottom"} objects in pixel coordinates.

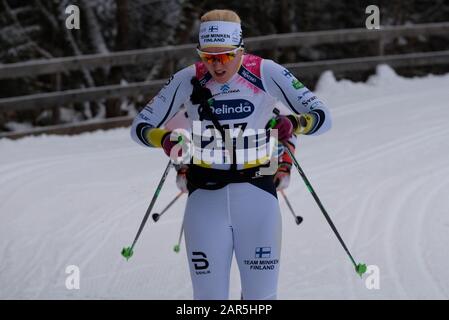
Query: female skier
[{"left": 131, "top": 9, "right": 332, "bottom": 299}]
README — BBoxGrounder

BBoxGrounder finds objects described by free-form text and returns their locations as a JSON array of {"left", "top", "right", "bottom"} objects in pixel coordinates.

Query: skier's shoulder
[
  {"left": 168, "top": 64, "right": 196, "bottom": 84},
  {"left": 193, "top": 61, "right": 215, "bottom": 86},
  {"left": 241, "top": 54, "right": 285, "bottom": 84},
  {"left": 241, "top": 53, "right": 264, "bottom": 77},
  {"left": 234, "top": 53, "right": 267, "bottom": 91},
  {"left": 260, "top": 57, "right": 285, "bottom": 78}
]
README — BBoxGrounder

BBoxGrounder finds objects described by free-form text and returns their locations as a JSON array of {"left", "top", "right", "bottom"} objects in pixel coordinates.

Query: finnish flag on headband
[{"left": 199, "top": 21, "right": 243, "bottom": 48}]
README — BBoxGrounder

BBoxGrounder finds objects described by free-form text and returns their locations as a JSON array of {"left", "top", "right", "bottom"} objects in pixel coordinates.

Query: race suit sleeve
[
  {"left": 130, "top": 65, "right": 195, "bottom": 147},
  {"left": 262, "top": 59, "right": 332, "bottom": 136}
]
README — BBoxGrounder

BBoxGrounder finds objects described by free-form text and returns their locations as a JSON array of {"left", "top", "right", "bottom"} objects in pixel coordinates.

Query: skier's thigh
[
  {"left": 184, "top": 188, "right": 233, "bottom": 299},
  {"left": 230, "top": 183, "right": 282, "bottom": 300}
]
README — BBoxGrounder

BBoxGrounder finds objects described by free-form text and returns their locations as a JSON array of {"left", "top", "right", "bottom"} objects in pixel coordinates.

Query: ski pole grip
[
  {"left": 268, "top": 108, "right": 281, "bottom": 129},
  {"left": 268, "top": 118, "right": 277, "bottom": 129}
]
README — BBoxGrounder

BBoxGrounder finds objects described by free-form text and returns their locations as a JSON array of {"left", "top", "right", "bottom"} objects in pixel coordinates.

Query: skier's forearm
[
  {"left": 130, "top": 117, "right": 170, "bottom": 148},
  {"left": 130, "top": 65, "right": 194, "bottom": 147},
  {"left": 287, "top": 113, "right": 322, "bottom": 135}
]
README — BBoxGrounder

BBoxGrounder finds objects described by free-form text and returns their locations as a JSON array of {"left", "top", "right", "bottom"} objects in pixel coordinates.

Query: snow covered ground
[{"left": 1, "top": 65, "right": 448, "bottom": 299}]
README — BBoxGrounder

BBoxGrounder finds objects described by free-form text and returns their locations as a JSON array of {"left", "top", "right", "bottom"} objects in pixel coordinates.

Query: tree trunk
[
  {"left": 105, "top": 0, "right": 130, "bottom": 119},
  {"left": 116, "top": 0, "right": 129, "bottom": 51}
]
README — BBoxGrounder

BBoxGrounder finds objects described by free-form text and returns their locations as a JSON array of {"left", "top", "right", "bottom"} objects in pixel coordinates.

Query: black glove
[{"left": 190, "top": 77, "right": 213, "bottom": 105}]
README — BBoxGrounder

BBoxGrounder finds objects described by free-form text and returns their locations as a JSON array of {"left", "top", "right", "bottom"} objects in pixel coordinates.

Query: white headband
[{"left": 198, "top": 21, "right": 243, "bottom": 48}]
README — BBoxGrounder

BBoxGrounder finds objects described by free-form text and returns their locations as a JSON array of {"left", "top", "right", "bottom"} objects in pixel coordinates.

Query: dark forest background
[{"left": 1, "top": 0, "right": 448, "bottom": 131}]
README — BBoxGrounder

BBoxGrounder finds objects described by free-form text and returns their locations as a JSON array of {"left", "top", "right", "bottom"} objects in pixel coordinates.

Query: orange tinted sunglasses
[{"left": 196, "top": 47, "right": 242, "bottom": 64}]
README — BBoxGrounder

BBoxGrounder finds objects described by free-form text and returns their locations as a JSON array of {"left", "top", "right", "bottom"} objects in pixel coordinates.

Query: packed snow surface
[{"left": 1, "top": 65, "right": 448, "bottom": 299}]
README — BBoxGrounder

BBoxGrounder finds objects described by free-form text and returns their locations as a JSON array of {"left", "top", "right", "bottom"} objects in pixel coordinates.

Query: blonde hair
[{"left": 200, "top": 9, "right": 241, "bottom": 23}]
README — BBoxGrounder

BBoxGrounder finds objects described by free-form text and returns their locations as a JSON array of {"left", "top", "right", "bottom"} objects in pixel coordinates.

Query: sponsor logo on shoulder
[{"left": 241, "top": 69, "right": 257, "bottom": 83}]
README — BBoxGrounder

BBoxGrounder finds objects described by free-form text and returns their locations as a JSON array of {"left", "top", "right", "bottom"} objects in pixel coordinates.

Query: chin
[
  {"left": 214, "top": 77, "right": 229, "bottom": 84},
  {"left": 212, "top": 71, "right": 232, "bottom": 83}
]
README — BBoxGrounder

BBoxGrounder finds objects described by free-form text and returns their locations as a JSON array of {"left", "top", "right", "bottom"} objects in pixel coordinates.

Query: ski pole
[
  {"left": 283, "top": 145, "right": 367, "bottom": 277},
  {"left": 279, "top": 189, "right": 303, "bottom": 225},
  {"left": 152, "top": 191, "right": 184, "bottom": 222},
  {"left": 173, "top": 216, "right": 185, "bottom": 253},
  {"left": 121, "top": 160, "right": 173, "bottom": 261},
  {"left": 268, "top": 112, "right": 366, "bottom": 277}
]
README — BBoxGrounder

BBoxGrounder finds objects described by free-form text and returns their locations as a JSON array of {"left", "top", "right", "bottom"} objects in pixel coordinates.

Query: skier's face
[{"left": 198, "top": 47, "right": 244, "bottom": 83}]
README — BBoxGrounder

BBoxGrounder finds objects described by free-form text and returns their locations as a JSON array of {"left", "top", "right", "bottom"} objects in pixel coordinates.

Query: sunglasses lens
[
  {"left": 220, "top": 53, "right": 236, "bottom": 64},
  {"left": 199, "top": 53, "right": 214, "bottom": 64},
  {"left": 198, "top": 49, "right": 238, "bottom": 64}
]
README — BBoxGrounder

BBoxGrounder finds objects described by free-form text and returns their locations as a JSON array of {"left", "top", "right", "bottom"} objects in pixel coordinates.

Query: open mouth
[{"left": 214, "top": 70, "right": 226, "bottom": 78}]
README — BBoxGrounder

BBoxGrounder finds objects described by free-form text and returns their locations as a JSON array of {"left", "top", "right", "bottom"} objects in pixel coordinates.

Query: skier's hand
[
  {"left": 162, "top": 131, "right": 189, "bottom": 159},
  {"left": 190, "top": 77, "right": 213, "bottom": 105},
  {"left": 270, "top": 115, "right": 294, "bottom": 142},
  {"left": 175, "top": 165, "right": 189, "bottom": 193},
  {"left": 274, "top": 165, "right": 291, "bottom": 190},
  {"left": 274, "top": 141, "right": 294, "bottom": 190}
]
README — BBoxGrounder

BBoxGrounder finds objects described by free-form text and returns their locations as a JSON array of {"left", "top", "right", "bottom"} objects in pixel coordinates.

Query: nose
[{"left": 212, "top": 59, "right": 223, "bottom": 67}]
